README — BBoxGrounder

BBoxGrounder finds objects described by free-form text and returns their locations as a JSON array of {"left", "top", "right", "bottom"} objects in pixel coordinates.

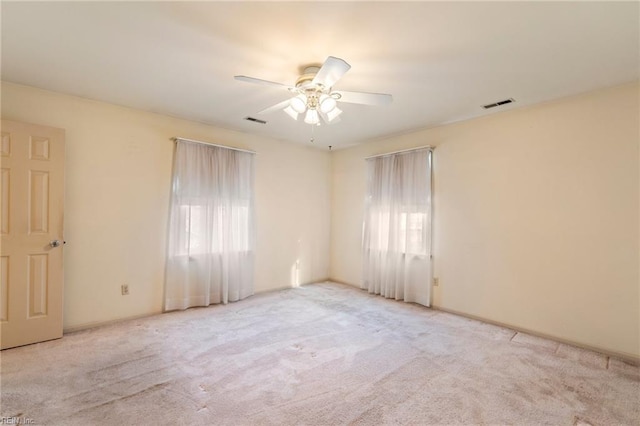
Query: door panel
[
  {"left": 1, "top": 256, "right": 8, "bottom": 321},
  {"left": 1, "top": 168, "right": 9, "bottom": 234},
  {"left": 28, "top": 253, "right": 49, "bottom": 317},
  {"left": 29, "top": 170, "right": 50, "bottom": 233},
  {"left": 0, "top": 119, "right": 65, "bottom": 350}
]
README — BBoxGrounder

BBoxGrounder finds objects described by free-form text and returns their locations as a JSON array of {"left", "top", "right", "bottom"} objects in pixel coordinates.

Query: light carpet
[{"left": 1, "top": 282, "right": 638, "bottom": 425}]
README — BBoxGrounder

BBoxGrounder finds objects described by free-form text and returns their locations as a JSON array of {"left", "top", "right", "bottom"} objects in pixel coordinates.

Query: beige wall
[
  {"left": 3, "top": 80, "right": 638, "bottom": 359},
  {"left": 331, "top": 82, "right": 639, "bottom": 358},
  {"left": 1, "top": 82, "right": 331, "bottom": 330}
]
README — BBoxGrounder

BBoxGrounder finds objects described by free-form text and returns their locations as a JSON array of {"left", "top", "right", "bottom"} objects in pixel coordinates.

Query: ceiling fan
[{"left": 234, "top": 56, "right": 392, "bottom": 126}]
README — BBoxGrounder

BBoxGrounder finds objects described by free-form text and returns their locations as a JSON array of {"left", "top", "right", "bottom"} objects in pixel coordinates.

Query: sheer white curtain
[
  {"left": 165, "top": 141, "right": 255, "bottom": 311},
  {"left": 362, "top": 149, "right": 432, "bottom": 306}
]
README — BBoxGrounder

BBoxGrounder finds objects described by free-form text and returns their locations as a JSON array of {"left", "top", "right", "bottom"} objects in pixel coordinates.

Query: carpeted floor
[{"left": 1, "top": 282, "right": 638, "bottom": 425}]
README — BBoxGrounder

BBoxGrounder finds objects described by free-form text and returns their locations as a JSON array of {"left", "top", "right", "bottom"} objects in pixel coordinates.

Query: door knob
[{"left": 50, "top": 240, "right": 61, "bottom": 248}]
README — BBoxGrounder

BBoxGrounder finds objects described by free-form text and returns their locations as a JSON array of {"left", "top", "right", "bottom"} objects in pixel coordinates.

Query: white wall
[
  {"left": 331, "top": 82, "right": 639, "bottom": 359},
  {"left": 1, "top": 82, "right": 331, "bottom": 330}
]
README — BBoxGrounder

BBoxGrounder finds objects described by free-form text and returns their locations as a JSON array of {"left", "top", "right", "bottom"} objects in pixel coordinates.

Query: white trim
[{"left": 172, "top": 137, "right": 256, "bottom": 155}]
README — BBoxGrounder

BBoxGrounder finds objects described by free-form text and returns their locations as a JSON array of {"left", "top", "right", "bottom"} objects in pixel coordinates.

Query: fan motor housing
[{"left": 296, "top": 66, "right": 323, "bottom": 90}]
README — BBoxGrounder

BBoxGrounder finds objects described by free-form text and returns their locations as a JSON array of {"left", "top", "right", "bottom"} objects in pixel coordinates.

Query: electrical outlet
[
  {"left": 433, "top": 277, "right": 439, "bottom": 287},
  {"left": 121, "top": 284, "right": 130, "bottom": 295}
]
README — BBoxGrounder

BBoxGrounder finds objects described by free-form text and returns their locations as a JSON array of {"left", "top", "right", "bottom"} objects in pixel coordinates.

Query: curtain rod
[
  {"left": 172, "top": 137, "right": 256, "bottom": 155},
  {"left": 365, "top": 145, "right": 433, "bottom": 160}
]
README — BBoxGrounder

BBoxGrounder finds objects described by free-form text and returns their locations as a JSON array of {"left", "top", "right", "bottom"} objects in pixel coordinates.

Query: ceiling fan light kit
[
  {"left": 283, "top": 105, "right": 299, "bottom": 120},
  {"left": 304, "top": 108, "right": 320, "bottom": 125},
  {"left": 290, "top": 95, "right": 307, "bottom": 114},
  {"left": 235, "top": 56, "right": 393, "bottom": 137},
  {"left": 326, "top": 107, "right": 343, "bottom": 122},
  {"left": 319, "top": 95, "right": 337, "bottom": 114}
]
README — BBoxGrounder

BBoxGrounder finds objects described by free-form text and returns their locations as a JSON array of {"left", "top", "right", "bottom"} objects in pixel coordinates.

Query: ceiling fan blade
[
  {"left": 334, "top": 90, "right": 393, "bottom": 106},
  {"left": 311, "top": 56, "right": 351, "bottom": 89},
  {"left": 234, "top": 75, "right": 293, "bottom": 91},
  {"left": 257, "top": 99, "right": 292, "bottom": 115}
]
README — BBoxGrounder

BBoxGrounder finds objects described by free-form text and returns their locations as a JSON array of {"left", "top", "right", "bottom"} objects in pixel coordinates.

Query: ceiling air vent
[
  {"left": 483, "top": 98, "right": 515, "bottom": 109},
  {"left": 244, "top": 116, "right": 267, "bottom": 124}
]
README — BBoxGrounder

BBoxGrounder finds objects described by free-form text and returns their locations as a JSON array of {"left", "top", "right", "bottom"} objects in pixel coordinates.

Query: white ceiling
[{"left": 2, "top": 2, "right": 638, "bottom": 150}]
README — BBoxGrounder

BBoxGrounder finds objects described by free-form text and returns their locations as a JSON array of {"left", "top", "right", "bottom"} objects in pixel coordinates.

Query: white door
[{"left": 1, "top": 119, "right": 65, "bottom": 350}]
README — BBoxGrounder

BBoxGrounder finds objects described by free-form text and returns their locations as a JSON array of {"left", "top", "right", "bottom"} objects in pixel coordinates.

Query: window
[
  {"left": 165, "top": 140, "right": 255, "bottom": 310},
  {"left": 176, "top": 204, "right": 251, "bottom": 256},
  {"left": 366, "top": 209, "right": 427, "bottom": 255},
  {"left": 362, "top": 148, "right": 432, "bottom": 305}
]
